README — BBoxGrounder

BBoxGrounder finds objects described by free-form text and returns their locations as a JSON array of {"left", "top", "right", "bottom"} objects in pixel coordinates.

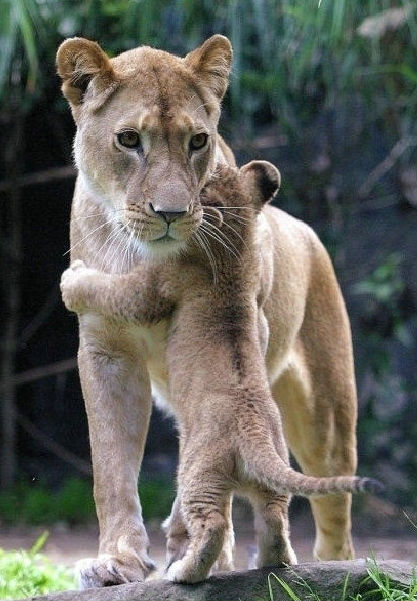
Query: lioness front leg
[{"left": 76, "top": 315, "right": 155, "bottom": 588}]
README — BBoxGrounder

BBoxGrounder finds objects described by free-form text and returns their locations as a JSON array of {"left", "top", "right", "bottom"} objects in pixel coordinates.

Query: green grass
[
  {"left": 0, "top": 533, "right": 75, "bottom": 600},
  {"left": 0, "top": 477, "right": 175, "bottom": 525},
  {"left": 0, "top": 479, "right": 95, "bottom": 525},
  {"left": 268, "top": 558, "right": 417, "bottom": 601}
]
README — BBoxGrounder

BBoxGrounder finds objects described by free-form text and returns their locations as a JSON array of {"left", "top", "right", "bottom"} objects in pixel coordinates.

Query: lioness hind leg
[
  {"left": 272, "top": 358, "right": 357, "bottom": 561},
  {"left": 249, "top": 490, "right": 297, "bottom": 568}
]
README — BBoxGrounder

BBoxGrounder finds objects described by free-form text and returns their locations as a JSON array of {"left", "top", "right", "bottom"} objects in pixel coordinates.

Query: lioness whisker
[
  {"left": 194, "top": 102, "right": 211, "bottom": 114},
  {"left": 199, "top": 229, "right": 218, "bottom": 285},
  {"left": 107, "top": 224, "right": 130, "bottom": 272},
  {"left": 70, "top": 208, "right": 125, "bottom": 222},
  {"left": 125, "top": 224, "right": 136, "bottom": 272},
  {"left": 98, "top": 224, "right": 126, "bottom": 272},
  {"left": 111, "top": 223, "right": 130, "bottom": 274},
  {"left": 121, "top": 226, "right": 134, "bottom": 274},
  {"left": 202, "top": 219, "right": 241, "bottom": 258},
  {"left": 194, "top": 230, "right": 218, "bottom": 285},
  {"left": 220, "top": 210, "right": 251, "bottom": 222},
  {"left": 211, "top": 206, "right": 252, "bottom": 209},
  {"left": 199, "top": 223, "right": 240, "bottom": 261},
  {"left": 91, "top": 224, "right": 120, "bottom": 268},
  {"left": 64, "top": 218, "right": 116, "bottom": 256},
  {"left": 203, "top": 211, "right": 248, "bottom": 249}
]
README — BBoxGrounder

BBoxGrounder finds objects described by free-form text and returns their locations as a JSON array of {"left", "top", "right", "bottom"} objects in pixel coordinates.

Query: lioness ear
[
  {"left": 56, "top": 37, "right": 116, "bottom": 109},
  {"left": 184, "top": 35, "right": 232, "bottom": 100},
  {"left": 240, "top": 161, "right": 281, "bottom": 209}
]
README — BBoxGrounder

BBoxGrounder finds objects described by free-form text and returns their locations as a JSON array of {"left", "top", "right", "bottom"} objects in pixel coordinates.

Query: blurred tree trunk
[{"left": 0, "top": 98, "right": 23, "bottom": 489}]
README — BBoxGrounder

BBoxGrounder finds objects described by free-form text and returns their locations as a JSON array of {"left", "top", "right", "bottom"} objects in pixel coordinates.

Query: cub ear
[
  {"left": 184, "top": 35, "right": 232, "bottom": 100},
  {"left": 240, "top": 161, "right": 281, "bottom": 209},
  {"left": 56, "top": 37, "right": 116, "bottom": 109}
]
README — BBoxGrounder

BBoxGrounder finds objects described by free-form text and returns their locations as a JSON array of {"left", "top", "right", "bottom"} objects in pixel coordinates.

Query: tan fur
[
  {"left": 62, "top": 163, "right": 377, "bottom": 583},
  {"left": 57, "top": 36, "right": 360, "bottom": 588}
]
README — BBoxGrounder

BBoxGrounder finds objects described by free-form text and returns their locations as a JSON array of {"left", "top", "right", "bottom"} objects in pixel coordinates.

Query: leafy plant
[{"left": 0, "top": 533, "right": 75, "bottom": 599}]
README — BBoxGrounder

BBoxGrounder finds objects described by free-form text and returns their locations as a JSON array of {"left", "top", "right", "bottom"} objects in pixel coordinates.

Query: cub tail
[{"left": 239, "top": 436, "right": 383, "bottom": 498}]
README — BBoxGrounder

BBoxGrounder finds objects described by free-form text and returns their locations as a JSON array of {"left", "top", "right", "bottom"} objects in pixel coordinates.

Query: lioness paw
[{"left": 76, "top": 554, "right": 156, "bottom": 589}]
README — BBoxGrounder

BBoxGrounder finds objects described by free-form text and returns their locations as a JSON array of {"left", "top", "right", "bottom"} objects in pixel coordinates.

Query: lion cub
[{"left": 61, "top": 161, "right": 379, "bottom": 583}]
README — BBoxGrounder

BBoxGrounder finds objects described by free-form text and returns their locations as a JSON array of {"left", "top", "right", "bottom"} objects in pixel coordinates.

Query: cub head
[
  {"left": 198, "top": 160, "right": 280, "bottom": 263},
  {"left": 239, "top": 160, "right": 281, "bottom": 210},
  {"left": 56, "top": 35, "right": 232, "bottom": 258},
  {"left": 201, "top": 160, "right": 280, "bottom": 217}
]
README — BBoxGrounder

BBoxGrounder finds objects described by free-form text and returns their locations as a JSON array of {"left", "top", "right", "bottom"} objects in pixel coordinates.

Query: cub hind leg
[
  {"left": 272, "top": 354, "right": 357, "bottom": 561},
  {"left": 166, "top": 482, "right": 230, "bottom": 583},
  {"left": 163, "top": 493, "right": 234, "bottom": 573},
  {"left": 249, "top": 489, "right": 297, "bottom": 568},
  {"left": 162, "top": 496, "right": 189, "bottom": 570}
]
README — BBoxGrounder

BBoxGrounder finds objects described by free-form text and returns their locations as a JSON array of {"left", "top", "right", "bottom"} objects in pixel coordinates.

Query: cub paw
[
  {"left": 76, "top": 554, "right": 156, "bottom": 589},
  {"left": 162, "top": 517, "right": 190, "bottom": 570},
  {"left": 60, "top": 260, "right": 97, "bottom": 313},
  {"left": 166, "top": 558, "right": 207, "bottom": 584}
]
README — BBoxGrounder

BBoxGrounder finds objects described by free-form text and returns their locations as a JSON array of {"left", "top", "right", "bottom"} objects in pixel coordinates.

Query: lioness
[
  {"left": 57, "top": 35, "right": 360, "bottom": 587},
  {"left": 61, "top": 162, "right": 379, "bottom": 584}
]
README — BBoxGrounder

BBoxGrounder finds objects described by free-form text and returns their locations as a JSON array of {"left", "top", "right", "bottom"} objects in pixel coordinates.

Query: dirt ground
[{"left": 1, "top": 505, "right": 416, "bottom": 577}]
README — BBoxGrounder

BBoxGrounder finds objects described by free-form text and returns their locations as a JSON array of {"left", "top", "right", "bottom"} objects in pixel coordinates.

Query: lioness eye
[
  {"left": 190, "top": 133, "right": 208, "bottom": 151},
  {"left": 117, "top": 130, "right": 141, "bottom": 149}
]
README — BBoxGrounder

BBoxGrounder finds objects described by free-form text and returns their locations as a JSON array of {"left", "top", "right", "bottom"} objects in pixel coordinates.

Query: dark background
[{"left": 0, "top": 1, "right": 415, "bottom": 523}]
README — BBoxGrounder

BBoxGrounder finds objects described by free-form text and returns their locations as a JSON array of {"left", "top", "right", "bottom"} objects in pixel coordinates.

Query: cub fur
[{"left": 61, "top": 162, "right": 380, "bottom": 583}]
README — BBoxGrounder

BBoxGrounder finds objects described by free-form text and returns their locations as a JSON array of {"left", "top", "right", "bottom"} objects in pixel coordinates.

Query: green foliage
[
  {"left": 0, "top": 0, "right": 414, "bottom": 506},
  {"left": 0, "top": 478, "right": 94, "bottom": 525},
  {"left": 0, "top": 477, "right": 174, "bottom": 525},
  {"left": 352, "top": 254, "right": 416, "bottom": 506},
  {"left": 0, "top": 534, "right": 75, "bottom": 599},
  {"left": 140, "top": 477, "right": 175, "bottom": 521},
  {"left": 268, "top": 558, "right": 417, "bottom": 601},
  {"left": 354, "top": 253, "right": 404, "bottom": 305}
]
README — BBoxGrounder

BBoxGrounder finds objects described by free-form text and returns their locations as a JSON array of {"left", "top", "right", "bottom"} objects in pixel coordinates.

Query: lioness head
[{"left": 57, "top": 36, "right": 232, "bottom": 257}]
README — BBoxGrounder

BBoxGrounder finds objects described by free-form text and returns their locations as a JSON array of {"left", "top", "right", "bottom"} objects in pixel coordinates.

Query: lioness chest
[
  {"left": 79, "top": 207, "right": 312, "bottom": 414},
  {"left": 130, "top": 209, "right": 310, "bottom": 413},
  {"left": 130, "top": 319, "right": 173, "bottom": 414}
]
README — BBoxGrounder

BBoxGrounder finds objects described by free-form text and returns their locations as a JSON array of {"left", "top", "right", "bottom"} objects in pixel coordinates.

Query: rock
[{"left": 26, "top": 560, "right": 415, "bottom": 601}]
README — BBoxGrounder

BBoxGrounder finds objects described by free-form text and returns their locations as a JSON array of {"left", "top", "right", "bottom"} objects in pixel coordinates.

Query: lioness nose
[{"left": 149, "top": 203, "right": 188, "bottom": 224}]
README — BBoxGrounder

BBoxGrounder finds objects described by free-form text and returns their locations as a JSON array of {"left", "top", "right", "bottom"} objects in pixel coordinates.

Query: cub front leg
[
  {"left": 76, "top": 315, "right": 155, "bottom": 588},
  {"left": 60, "top": 260, "right": 173, "bottom": 322},
  {"left": 60, "top": 260, "right": 99, "bottom": 314}
]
